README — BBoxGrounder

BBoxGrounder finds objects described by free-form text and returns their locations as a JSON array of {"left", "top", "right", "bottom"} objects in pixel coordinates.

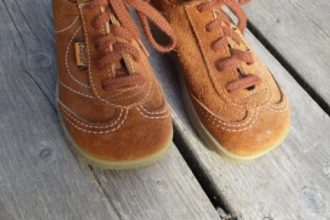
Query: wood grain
[
  {"left": 0, "top": 0, "right": 221, "bottom": 219},
  {"left": 246, "top": 0, "right": 330, "bottom": 112},
  {"left": 0, "top": 1, "right": 119, "bottom": 218},
  {"left": 93, "top": 146, "right": 221, "bottom": 220},
  {"left": 146, "top": 29, "right": 330, "bottom": 219}
]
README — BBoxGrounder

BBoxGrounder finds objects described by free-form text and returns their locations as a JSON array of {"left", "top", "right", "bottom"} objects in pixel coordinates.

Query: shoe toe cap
[
  {"left": 62, "top": 108, "right": 173, "bottom": 162},
  {"left": 202, "top": 105, "right": 291, "bottom": 159}
]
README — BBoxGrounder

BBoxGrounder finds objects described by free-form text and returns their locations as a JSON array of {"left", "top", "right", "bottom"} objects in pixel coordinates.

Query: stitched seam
[
  {"left": 60, "top": 81, "right": 95, "bottom": 98},
  {"left": 266, "top": 105, "right": 287, "bottom": 112},
  {"left": 56, "top": 16, "right": 79, "bottom": 33},
  {"left": 65, "top": 25, "right": 90, "bottom": 88},
  {"left": 105, "top": 79, "right": 153, "bottom": 104},
  {"left": 198, "top": 105, "right": 259, "bottom": 131},
  {"left": 136, "top": 107, "right": 170, "bottom": 119},
  {"left": 63, "top": 110, "right": 127, "bottom": 134},
  {"left": 106, "top": 86, "right": 145, "bottom": 101},
  {"left": 58, "top": 99, "right": 126, "bottom": 128},
  {"left": 266, "top": 100, "right": 287, "bottom": 110},
  {"left": 192, "top": 95, "right": 258, "bottom": 127},
  {"left": 199, "top": 106, "right": 258, "bottom": 128},
  {"left": 60, "top": 107, "right": 125, "bottom": 128},
  {"left": 208, "top": 117, "right": 255, "bottom": 132},
  {"left": 137, "top": 105, "right": 168, "bottom": 115}
]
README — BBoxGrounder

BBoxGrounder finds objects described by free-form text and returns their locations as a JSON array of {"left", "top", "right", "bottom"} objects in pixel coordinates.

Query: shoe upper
[
  {"left": 53, "top": 0, "right": 175, "bottom": 161},
  {"left": 153, "top": 0, "right": 291, "bottom": 157}
]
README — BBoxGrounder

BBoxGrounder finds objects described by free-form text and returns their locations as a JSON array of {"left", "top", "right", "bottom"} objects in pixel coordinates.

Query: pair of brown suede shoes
[{"left": 53, "top": 0, "right": 290, "bottom": 169}]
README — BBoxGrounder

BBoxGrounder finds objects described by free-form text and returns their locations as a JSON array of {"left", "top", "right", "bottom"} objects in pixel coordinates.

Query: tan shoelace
[
  {"left": 87, "top": 0, "right": 176, "bottom": 91},
  {"left": 185, "top": 0, "right": 261, "bottom": 93}
]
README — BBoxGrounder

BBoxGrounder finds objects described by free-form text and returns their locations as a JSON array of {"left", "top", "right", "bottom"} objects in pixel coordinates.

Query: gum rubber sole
[
  {"left": 58, "top": 114, "right": 173, "bottom": 169},
  {"left": 174, "top": 56, "right": 289, "bottom": 161}
]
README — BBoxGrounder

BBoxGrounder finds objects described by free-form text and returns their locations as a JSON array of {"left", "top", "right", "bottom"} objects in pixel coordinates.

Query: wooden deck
[{"left": 0, "top": 0, "right": 329, "bottom": 219}]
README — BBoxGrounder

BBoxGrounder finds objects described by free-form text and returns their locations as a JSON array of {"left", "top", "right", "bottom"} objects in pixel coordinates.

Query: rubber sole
[{"left": 174, "top": 56, "right": 289, "bottom": 161}]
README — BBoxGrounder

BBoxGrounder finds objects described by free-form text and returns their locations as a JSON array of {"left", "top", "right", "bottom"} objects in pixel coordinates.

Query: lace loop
[
  {"left": 90, "top": 0, "right": 176, "bottom": 63},
  {"left": 197, "top": 0, "right": 261, "bottom": 93},
  {"left": 226, "top": 75, "right": 261, "bottom": 93},
  {"left": 87, "top": 0, "right": 176, "bottom": 91}
]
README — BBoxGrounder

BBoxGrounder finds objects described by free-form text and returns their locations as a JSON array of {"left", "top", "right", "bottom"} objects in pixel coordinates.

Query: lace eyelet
[
  {"left": 216, "top": 64, "right": 224, "bottom": 72},
  {"left": 91, "top": 19, "right": 99, "bottom": 29},
  {"left": 205, "top": 26, "right": 211, "bottom": 32},
  {"left": 101, "top": 80, "right": 108, "bottom": 91},
  {"left": 211, "top": 42, "right": 218, "bottom": 52},
  {"left": 247, "top": 85, "right": 255, "bottom": 91}
]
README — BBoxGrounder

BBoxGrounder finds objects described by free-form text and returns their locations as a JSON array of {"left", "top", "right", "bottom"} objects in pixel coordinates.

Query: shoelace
[
  {"left": 193, "top": 0, "right": 261, "bottom": 93},
  {"left": 87, "top": 0, "right": 176, "bottom": 91}
]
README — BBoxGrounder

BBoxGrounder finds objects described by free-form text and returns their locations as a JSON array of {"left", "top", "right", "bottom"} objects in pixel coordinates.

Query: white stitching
[
  {"left": 65, "top": 26, "right": 90, "bottom": 88},
  {"left": 266, "top": 101, "right": 287, "bottom": 109},
  {"left": 57, "top": 99, "right": 127, "bottom": 131},
  {"left": 195, "top": 103, "right": 260, "bottom": 132},
  {"left": 106, "top": 86, "right": 145, "bottom": 101},
  {"left": 59, "top": 81, "right": 95, "bottom": 99},
  {"left": 60, "top": 107, "right": 126, "bottom": 129},
  {"left": 55, "top": 16, "right": 79, "bottom": 33},
  {"left": 266, "top": 105, "right": 287, "bottom": 112},
  {"left": 198, "top": 106, "right": 259, "bottom": 132},
  {"left": 137, "top": 105, "right": 168, "bottom": 115},
  {"left": 209, "top": 117, "right": 255, "bottom": 132},
  {"left": 63, "top": 110, "right": 127, "bottom": 134},
  {"left": 136, "top": 107, "right": 170, "bottom": 119},
  {"left": 192, "top": 95, "right": 258, "bottom": 127}
]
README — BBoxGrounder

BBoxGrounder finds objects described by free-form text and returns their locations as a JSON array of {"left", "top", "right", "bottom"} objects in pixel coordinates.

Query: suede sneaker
[
  {"left": 53, "top": 0, "right": 176, "bottom": 168},
  {"left": 152, "top": 0, "right": 291, "bottom": 160}
]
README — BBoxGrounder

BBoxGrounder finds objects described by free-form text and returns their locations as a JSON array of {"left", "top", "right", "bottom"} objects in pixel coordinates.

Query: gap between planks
[
  {"left": 0, "top": 0, "right": 223, "bottom": 219},
  {"left": 147, "top": 28, "right": 330, "bottom": 219},
  {"left": 247, "top": 21, "right": 330, "bottom": 116}
]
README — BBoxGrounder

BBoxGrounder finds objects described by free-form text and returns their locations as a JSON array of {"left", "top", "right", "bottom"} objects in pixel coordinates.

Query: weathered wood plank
[
  {"left": 93, "top": 146, "right": 222, "bottom": 220},
  {"left": 246, "top": 0, "right": 330, "bottom": 112},
  {"left": 147, "top": 29, "right": 330, "bottom": 219},
  {"left": 0, "top": 0, "right": 221, "bottom": 219},
  {"left": 0, "top": 1, "right": 120, "bottom": 219}
]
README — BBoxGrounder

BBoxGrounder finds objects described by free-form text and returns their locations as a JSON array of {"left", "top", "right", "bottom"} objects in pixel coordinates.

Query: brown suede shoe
[
  {"left": 53, "top": 0, "right": 176, "bottom": 169},
  {"left": 153, "top": 0, "right": 291, "bottom": 160}
]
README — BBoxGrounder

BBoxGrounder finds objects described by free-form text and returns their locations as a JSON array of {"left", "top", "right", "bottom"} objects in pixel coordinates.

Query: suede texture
[
  {"left": 153, "top": 0, "right": 291, "bottom": 157},
  {"left": 53, "top": 0, "right": 172, "bottom": 161}
]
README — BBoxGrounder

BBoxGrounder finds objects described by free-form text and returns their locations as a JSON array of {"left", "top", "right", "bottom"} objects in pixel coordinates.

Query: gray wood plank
[
  {"left": 0, "top": 0, "right": 221, "bottom": 219},
  {"left": 93, "top": 145, "right": 221, "bottom": 220},
  {"left": 246, "top": 0, "right": 330, "bottom": 112},
  {"left": 0, "top": 1, "right": 120, "bottom": 220},
  {"left": 147, "top": 29, "right": 330, "bottom": 219}
]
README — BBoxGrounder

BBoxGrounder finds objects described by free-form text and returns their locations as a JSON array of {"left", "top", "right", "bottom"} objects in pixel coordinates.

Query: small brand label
[
  {"left": 74, "top": 42, "right": 87, "bottom": 70},
  {"left": 234, "top": 27, "right": 250, "bottom": 51}
]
